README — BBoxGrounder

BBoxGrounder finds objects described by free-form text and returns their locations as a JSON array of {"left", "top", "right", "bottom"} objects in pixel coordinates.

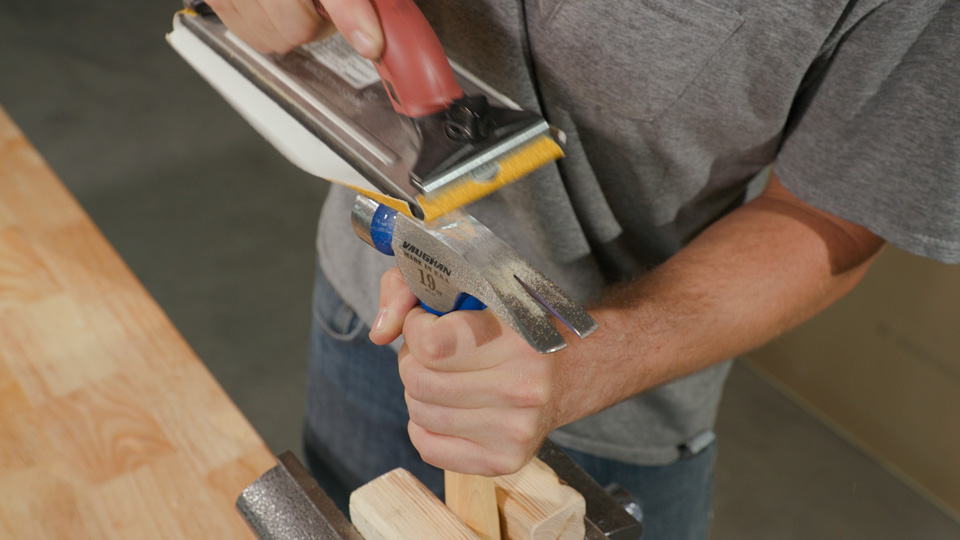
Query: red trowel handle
[{"left": 313, "top": 0, "right": 464, "bottom": 118}]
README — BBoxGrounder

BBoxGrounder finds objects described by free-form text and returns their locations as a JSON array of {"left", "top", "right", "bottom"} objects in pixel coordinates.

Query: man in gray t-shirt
[{"left": 207, "top": 0, "right": 959, "bottom": 537}]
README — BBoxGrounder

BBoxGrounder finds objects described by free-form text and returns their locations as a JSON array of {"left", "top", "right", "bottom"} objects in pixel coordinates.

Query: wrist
[{"left": 549, "top": 304, "right": 661, "bottom": 428}]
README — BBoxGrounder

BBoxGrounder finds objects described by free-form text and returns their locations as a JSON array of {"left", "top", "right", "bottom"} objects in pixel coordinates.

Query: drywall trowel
[{"left": 166, "top": 1, "right": 564, "bottom": 221}]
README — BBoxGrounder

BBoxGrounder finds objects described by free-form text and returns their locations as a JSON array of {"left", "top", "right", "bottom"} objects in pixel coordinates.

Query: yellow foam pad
[
  {"left": 416, "top": 135, "right": 564, "bottom": 221},
  {"left": 347, "top": 135, "right": 563, "bottom": 221}
]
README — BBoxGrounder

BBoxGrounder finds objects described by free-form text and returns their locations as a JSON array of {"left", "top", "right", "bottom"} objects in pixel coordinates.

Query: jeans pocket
[
  {"left": 308, "top": 263, "right": 409, "bottom": 425},
  {"left": 312, "top": 263, "right": 365, "bottom": 342}
]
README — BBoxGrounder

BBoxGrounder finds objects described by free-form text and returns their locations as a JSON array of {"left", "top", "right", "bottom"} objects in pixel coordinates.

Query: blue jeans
[{"left": 304, "top": 263, "right": 715, "bottom": 540}]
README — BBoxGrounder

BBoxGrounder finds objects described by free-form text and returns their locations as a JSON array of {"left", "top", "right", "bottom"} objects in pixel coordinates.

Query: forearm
[
  {"left": 369, "top": 173, "right": 885, "bottom": 475},
  {"left": 554, "top": 174, "right": 885, "bottom": 426}
]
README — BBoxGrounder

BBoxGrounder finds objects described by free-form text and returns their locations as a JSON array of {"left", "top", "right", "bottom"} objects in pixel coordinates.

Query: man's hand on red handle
[{"left": 204, "top": 0, "right": 384, "bottom": 58}]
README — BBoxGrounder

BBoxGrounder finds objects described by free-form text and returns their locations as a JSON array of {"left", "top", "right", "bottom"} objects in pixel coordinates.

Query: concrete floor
[{"left": 2, "top": 1, "right": 958, "bottom": 537}]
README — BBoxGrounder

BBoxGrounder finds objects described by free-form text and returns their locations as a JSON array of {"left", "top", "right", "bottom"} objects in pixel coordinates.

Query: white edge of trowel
[{"left": 166, "top": 17, "right": 376, "bottom": 192}]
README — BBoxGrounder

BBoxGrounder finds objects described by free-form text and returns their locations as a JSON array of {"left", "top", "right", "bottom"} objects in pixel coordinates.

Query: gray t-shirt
[{"left": 318, "top": 0, "right": 960, "bottom": 464}]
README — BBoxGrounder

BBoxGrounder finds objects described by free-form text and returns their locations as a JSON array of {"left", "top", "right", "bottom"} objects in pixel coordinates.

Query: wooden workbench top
[{"left": 0, "top": 105, "right": 276, "bottom": 538}]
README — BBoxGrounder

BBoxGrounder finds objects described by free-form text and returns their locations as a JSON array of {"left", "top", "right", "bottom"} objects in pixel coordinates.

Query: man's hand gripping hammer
[{"left": 352, "top": 193, "right": 598, "bottom": 539}]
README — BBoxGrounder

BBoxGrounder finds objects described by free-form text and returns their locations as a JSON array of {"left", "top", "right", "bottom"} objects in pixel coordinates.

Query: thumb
[
  {"left": 369, "top": 267, "right": 420, "bottom": 345},
  {"left": 312, "top": 0, "right": 384, "bottom": 59}
]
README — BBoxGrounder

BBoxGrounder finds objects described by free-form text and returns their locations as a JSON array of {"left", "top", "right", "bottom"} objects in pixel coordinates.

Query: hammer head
[{"left": 351, "top": 194, "right": 598, "bottom": 354}]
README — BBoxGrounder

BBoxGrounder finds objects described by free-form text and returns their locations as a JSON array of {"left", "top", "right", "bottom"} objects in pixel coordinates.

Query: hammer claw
[
  {"left": 492, "top": 281, "right": 568, "bottom": 354},
  {"left": 513, "top": 273, "right": 599, "bottom": 339}
]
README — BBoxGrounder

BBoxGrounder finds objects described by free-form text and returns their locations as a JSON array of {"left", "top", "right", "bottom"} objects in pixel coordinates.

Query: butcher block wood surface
[{"left": 0, "top": 105, "right": 276, "bottom": 538}]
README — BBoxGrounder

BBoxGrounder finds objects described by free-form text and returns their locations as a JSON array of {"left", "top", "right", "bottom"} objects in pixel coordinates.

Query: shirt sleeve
[{"left": 774, "top": 0, "right": 960, "bottom": 263}]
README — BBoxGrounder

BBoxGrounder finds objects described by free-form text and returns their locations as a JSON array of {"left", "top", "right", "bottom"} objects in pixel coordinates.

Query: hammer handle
[{"left": 445, "top": 471, "right": 501, "bottom": 540}]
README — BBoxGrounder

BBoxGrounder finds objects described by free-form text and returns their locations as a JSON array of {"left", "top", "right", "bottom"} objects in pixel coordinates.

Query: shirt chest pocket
[{"left": 535, "top": 0, "right": 744, "bottom": 121}]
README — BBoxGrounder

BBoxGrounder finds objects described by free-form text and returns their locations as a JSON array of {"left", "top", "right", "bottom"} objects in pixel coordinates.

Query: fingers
[
  {"left": 369, "top": 267, "right": 421, "bottom": 345},
  {"left": 205, "top": 0, "right": 381, "bottom": 58},
  {"left": 405, "top": 392, "right": 544, "bottom": 447},
  {"left": 319, "top": 0, "right": 384, "bottom": 58},
  {"left": 370, "top": 267, "right": 515, "bottom": 357},
  {"left": 398, "top": 344, "right": 552, "bottom": 409},
  {"left": 401, "top": 308, "right": 509, "bottom": 371},
  {"left": 264, "top": 0, "right": 328, "bottom": 49},
  {"left": 407, "top": 421, "right": 533, "bottom": 476},
  {"left": 370, "top": 268, "right": 552, "bottom": 477},
  {"left": 205, "top": 0, "right": 269, "bottom": 52},
  {"left": 206, "top": 0, "right": 324, "bottom": 53},
  {"left": 399, "top": 334, "right": 552, "bottom": 477}
]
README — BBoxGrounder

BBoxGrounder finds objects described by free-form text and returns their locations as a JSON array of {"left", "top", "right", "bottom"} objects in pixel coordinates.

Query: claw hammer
[{"left": 351, "top": 194, "right": 598, "bottom": 539}]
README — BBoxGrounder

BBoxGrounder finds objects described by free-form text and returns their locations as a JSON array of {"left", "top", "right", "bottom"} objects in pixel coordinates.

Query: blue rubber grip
[
  {"left": 420, "top": 293, "right": 486, "bottom": 316},
  {"left": 369, "top": 204, "right": 398, "bottom": 256}
]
